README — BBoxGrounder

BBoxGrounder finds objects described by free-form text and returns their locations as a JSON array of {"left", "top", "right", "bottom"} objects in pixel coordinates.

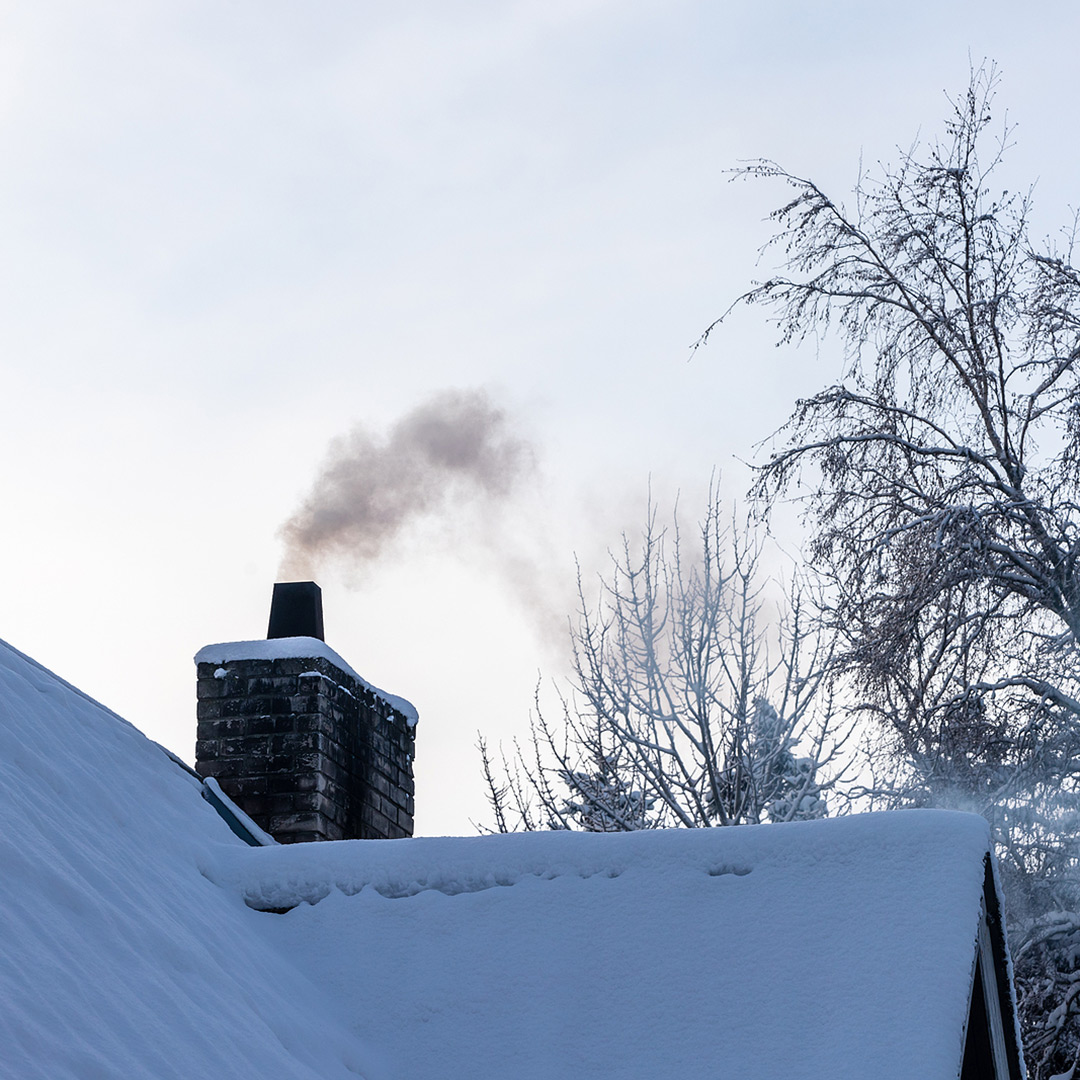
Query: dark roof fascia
[
  {"left": 981, "top": 853, "right": 1025, "bottom": 1080},
  {"left": 158, "top": 746, "right": 273, "bottom": 848},
  {"left": 199, "top": 778, "right": 266, "bottom": 847}
]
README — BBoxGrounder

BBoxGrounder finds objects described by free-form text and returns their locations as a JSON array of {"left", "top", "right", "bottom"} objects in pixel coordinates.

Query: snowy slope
[
  {"left": 0, "top": 637, "right": 375, "bottom": 1080},
  {"left": 0, "top": 631, "right": 995, "bottom": 1080},
  {"left": 206, "top": 811, "right": 992, "bottom": 1080}
]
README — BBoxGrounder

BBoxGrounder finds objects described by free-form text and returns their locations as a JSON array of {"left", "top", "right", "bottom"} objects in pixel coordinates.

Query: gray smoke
[{"left": 278, "top": 388, "right": 535, "bottom": 580}]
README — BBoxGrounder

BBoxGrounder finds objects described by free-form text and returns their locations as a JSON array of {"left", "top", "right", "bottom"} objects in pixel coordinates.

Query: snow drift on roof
[{"left": 205, "top": 810, "right": 992, "bottom": 1080}]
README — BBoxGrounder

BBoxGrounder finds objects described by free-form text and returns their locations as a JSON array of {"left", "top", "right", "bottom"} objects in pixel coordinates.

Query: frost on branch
[
  {"left": 480, "top": 487, "right": 846, "bottom": 834},
  {"left": 723, "top": 63, "right": 1080, "bottom": 1077}
]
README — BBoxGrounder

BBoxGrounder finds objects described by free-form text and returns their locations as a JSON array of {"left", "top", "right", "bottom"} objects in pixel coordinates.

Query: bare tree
[
  {"left": 719, "top": 64, "right": 1080, "bottom": 1077},
  {"left": 480, "top": 488, "right": 846, "bottom": 834}
]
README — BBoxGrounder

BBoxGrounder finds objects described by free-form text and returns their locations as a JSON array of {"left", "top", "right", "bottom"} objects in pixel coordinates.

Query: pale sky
[{"left": 2, "top": 0, "right": 1079, "bottom": 834}]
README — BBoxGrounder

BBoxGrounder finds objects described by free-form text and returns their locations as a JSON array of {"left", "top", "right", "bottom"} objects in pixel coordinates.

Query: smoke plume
[{"left": 278, "top": 388, "right": 535, "bottom": 581}]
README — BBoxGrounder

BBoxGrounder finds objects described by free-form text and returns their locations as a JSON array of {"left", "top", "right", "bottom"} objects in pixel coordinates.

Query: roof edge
[{"left": 983, "top": 852, "right": 1026, "bottom": 1079}]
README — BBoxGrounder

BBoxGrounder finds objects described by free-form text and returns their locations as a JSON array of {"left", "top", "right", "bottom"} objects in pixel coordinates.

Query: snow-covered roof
[
  {"left": 1, "top": 633, "right": 1008, "bottom": 1080},
  {"left": 205, "top": 812, "right": 996, "bottom": 1080},
  {"left": 195, "top": 636, "right": 418, "bottom": 725},
  {"left": 0, "top": 637, "right": 374, "bottom": 1079}
]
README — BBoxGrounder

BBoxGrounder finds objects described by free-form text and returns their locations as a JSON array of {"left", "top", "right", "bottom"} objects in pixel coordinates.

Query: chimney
[
  {"left": 194, "top": 583, "right": 417, "bottom": 843},
  {"left": 267, "top": 581, "right": 324, "bottom": 641}
]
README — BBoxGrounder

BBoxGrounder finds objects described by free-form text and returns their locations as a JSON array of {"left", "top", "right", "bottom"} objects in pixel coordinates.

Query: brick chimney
[{"left": 194, "top": 582, "right": 417, "bottom": 843}]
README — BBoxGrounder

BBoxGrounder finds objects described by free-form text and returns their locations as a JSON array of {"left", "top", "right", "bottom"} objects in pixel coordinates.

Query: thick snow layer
[
  {"left": 0, "top": 637, "right": 377, "bottom": 1080},
  {"left": 205, "top": 811, "right": 992, "bottom": 1080},
  {"left": 1, "top": 631, "right": 997, "bottom": 1080},
  {"left": 195, "top": 637, "right": 418, "bottom": 725}
]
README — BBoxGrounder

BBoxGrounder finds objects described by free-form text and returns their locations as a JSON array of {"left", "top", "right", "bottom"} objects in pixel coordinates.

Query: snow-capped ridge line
[{"left": 202, "top": 810, "right": 989, "bottom": 915}]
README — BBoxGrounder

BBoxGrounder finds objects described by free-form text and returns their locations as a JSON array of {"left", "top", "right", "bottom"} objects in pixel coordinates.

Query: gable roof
[
  {"left": 204, "top": 810, "right": 1019, "bottom": 1080},
  {"left": 0, "top": 634, "right": 1022, "bottom": 1080}
]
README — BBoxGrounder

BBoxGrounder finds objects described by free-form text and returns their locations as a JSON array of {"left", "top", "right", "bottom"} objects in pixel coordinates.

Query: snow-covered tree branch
[
  {"left": 723, "top": 63, "right": 1080, "bottom": 1077},
  {"left": 481, "top": 487, "right": 847, "bottom": 834}
]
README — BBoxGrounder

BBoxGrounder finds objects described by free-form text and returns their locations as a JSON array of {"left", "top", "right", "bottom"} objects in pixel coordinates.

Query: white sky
[{"left": 2, "top": 0, "right": 1079, "bottom": 834}]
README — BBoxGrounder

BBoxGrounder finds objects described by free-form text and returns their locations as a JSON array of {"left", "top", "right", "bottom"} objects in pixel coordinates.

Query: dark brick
[
  {"left": 258, "top": 773, "right": 295, "bottom": 796},
  {"left": 289, "top": 692, "right": 323, "bottom": 714},
  {"left": 318, "top": 757, "right": 347, "bottom": 787},
  {"left": 360, "top": 805, "right": 393, "bottom": 838},
  {"left": 194, "top": 735, "right": 219, "bottom": 756},
  {"left": 293, "top": 771, "right": 325, "bottom": 793},
  {"left": 377, "top": 792, "right": 402, "bottom": 824},
  {"left": 228, "top": 658, "right": 276, "bottom": 677},
  {"left": 237, "top": 795, "right": 272, "bottom": 818},
  {"left": 225, "top": 697, "right": 263, "bottom": 721},
  {"left": 195, "top": 645, "right": 416, "bottom": 843},
  {"left": 196, "top": 699, "right": 228, "bottom": 721},
  {"left": 269, "top": 810, "right": 322, "bottom": 833},
  {"left": 292, "top": 712, "right": 336, "bottom": 738},
  {"left": 220, "top": 775, "right": 269, "bottom": 798},
  {"left": 263, "top": 793, "right": 298, "bottom": 814},
  {"left": 196, "top": 718, "right": 231, "bottom": 741},
  {"left": 196, "top": 677, "right": 232, "bottom": 700},
  {"left": 218, "top": 675, "right": 251, "bottom": 698},
  {"left": 296, "top": 791, "right": 338, "bottom": 817},
  {"left": 214, "top": 735, "right": 263, "bottom": 760},
  {"left": 199, "top": 757, "right": 249, "bottom": 780},
  {"left": 210, "top": 697, "right": 249, "bottom": 719},
  {"left": 264, "top": 731, "right": 314, "bottom": 756},
  {"left": 239, "top": 710, "right": 280, "bottom": 733},
  {"left": 277, "top": 830, "right": 325, "bottom": 845},
  {"left": 272, "top": 656, "right": 330, "bottom": 677}
]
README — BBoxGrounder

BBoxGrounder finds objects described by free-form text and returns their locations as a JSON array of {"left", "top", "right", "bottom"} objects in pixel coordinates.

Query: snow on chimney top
[{"left": 196, "top": 581, "right": 416, "bottom": 842}]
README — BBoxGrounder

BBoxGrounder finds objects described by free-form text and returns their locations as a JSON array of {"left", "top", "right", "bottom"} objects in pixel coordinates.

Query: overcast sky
[{"left": 2, "top": 0, "right": 1079, "bottom": 834}]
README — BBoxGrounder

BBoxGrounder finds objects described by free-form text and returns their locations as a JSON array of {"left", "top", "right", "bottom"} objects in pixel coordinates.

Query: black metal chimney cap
[{"left": 267, "top": 581, "right": 325, "bottom": 641}]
